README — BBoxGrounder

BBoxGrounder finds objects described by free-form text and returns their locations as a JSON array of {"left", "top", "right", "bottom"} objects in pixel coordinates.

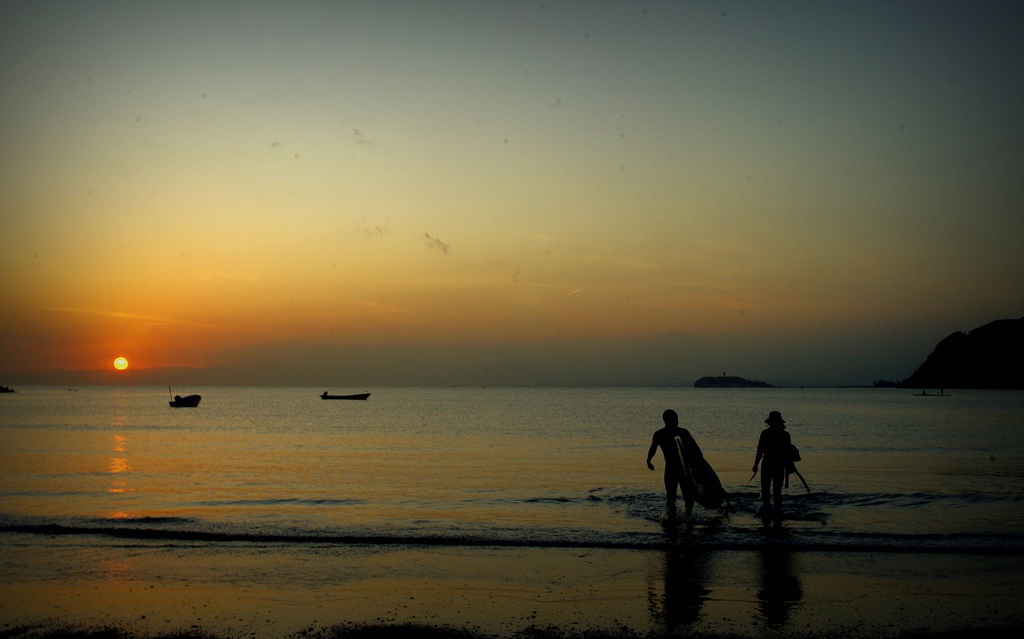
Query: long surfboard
[{"left": 674, "top": 434, "right": 725, "bottom": 509}]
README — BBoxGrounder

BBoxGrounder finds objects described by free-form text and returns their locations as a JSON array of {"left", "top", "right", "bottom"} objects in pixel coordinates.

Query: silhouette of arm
[
  {"left": 752, "top": 431, "right": 765, "bottom": 473},
  {"left": 646, "top": 436, "right": 658, "bottom": 470}
]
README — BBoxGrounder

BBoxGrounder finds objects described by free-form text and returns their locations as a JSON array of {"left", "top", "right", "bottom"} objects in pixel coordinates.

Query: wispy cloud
[
  {"left": 350, "top": 128, "right": 371, "bottom": 145},
  {"left": 422, "top": 233, "right": 450, "bottom": 254},
  {"left": 359, "top": 224, "right": 390, "bottom": 237},
  {"left": 585, "top": 254, "right": 658, "bottom": 270},
  {"left": 41, "top": 307, "right": 221, "bottom": 329},
  {"left": 306, "top": 300, "right": 412, "bottom": 318}
]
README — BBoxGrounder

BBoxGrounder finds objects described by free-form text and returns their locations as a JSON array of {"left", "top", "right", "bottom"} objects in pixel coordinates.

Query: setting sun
[{"left": 112, "top": 357, "right": 128, "bottom": 371}]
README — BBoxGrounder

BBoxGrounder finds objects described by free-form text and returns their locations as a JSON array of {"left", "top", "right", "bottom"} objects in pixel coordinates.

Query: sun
[{"left": 113, "top": 357, "right": 129, "bottom": 371}]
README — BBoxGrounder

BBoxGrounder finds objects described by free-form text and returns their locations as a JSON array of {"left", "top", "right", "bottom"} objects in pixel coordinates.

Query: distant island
[
  {"left": 899, "top": 317, "right": 1024, "bottom": 389},
  {"left": 694, "top": 375, "right": 775, "bottom": 388}
]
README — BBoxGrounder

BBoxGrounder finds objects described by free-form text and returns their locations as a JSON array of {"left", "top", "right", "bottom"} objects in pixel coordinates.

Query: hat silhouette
[{"left": 765, "top": 410, "right": 786, "bottom": 425}]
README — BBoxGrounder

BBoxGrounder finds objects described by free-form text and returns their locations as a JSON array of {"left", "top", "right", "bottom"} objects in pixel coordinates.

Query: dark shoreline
[
  {"left": 5, "top": 622, "right": 1024, "bottom": 639},
  {"left": 4, "top": 524, "right": 1023, "bottom": 556}
]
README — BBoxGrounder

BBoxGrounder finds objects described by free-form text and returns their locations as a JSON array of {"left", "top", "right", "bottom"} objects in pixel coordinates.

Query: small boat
[
  {"left": 321, "top": 391, "right": 370, "bottom": 400},
  {"left": 169, "top": 394, "right": 201, "bottom": 407}
]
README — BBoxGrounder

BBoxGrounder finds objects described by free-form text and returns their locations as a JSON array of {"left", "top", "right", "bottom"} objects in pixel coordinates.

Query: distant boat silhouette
[
  {"left": 913, "top": 390, "right": 949, "bottom": 397},
  {"left": 0, "top": 385, "right": 15, "bottom": 393},
  {"left": 168, "top": 386, "right": 201, "bottom": 407},
  {"left": 321, "top": 392, "right": 370, "bottom": 400},
  {"left": 169, "top": 394, "right": 201, "bottom": 407}
]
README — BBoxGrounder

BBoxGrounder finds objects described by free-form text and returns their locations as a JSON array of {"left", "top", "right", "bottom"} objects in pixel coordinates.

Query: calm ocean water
[{"left": 2, "top": 386, "right": 1023, "bottom": 553}]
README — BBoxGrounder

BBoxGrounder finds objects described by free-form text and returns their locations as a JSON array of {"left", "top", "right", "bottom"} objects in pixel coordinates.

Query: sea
[{"left": 2, "top": 386, "right": 1023, "bottom": 553}]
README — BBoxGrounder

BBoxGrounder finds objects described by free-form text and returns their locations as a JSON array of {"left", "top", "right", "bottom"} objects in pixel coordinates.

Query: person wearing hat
[{"left": 752, "top": 410, "right": 793, "bottom": 518}]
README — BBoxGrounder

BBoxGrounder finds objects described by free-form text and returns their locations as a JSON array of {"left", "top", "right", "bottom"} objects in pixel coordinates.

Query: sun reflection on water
[
  {"left": 108, "top": 434, "right": 135, "bottom": 493},
  {"left": 108, "top": 457, "right": 131, "bottom": 474},
  {"left": 109, "top": 481, "right": 132, "bottom": 494}
]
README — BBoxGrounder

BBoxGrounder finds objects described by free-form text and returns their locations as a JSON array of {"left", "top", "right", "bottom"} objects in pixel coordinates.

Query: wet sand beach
[{"left": 3, "top": 539, "right": 1023, "bottom": 639}]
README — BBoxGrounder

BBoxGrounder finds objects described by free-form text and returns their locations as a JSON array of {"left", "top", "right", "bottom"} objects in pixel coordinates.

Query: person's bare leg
[
  {"left": 760, "top": 470, "right": 773, "bottom": 518},
  {"left": 773, "top": 472, "right": 783, "bottom": 519},
  {"left": 664, "top": 474, "right": 679, "bottom": 520}
]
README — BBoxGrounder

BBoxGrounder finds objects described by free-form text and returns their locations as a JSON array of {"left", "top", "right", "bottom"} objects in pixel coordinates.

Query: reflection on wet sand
[
  {"left": 756, "top": 548, "right": 803, "bottom": 630},
  {"left": 647, "top": 546, "right": 713, "bottom": 631},
  {"left": 647, "top": 520, "right": 806, "bottom": 634}
]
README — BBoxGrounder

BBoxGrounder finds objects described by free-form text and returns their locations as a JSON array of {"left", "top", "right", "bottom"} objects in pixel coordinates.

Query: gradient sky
[{"left": 2, "top": 1, "right": 1022, "bottom": 386}]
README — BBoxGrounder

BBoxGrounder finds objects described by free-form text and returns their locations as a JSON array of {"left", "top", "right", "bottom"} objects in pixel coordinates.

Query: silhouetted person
[
  {"left": 647, "top": 409, "right": 701, "bottom": 519},
  {"left": 752, "top": 410, "right": 793, "bottom": 518}
]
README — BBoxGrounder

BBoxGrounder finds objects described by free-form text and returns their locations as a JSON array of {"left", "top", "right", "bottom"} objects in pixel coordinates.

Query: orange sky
[{"left": 2, "top": 1, "right": 1022, "bottom": 386}]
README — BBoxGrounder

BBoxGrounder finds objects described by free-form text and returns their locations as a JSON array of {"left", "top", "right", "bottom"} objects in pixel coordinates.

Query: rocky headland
[{"left": 899, "top": 317, "right": 1023, "bottom": 389}]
